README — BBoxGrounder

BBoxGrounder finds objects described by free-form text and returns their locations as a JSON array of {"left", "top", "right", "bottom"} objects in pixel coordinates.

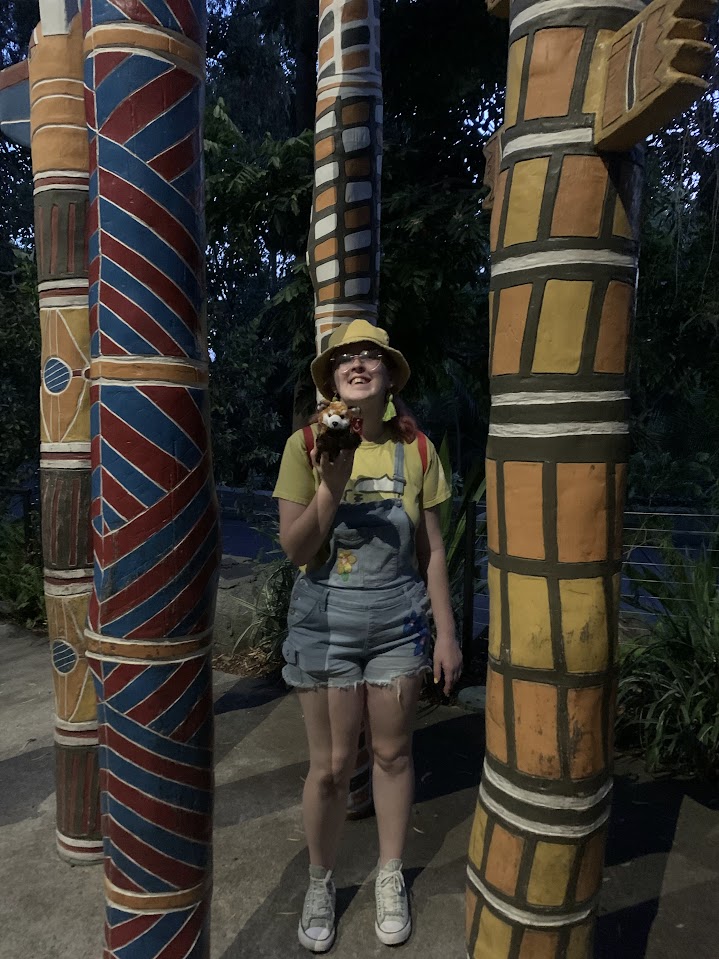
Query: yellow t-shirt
[{"left": 272, "top": 426, "right": 451, "bottom": 530}]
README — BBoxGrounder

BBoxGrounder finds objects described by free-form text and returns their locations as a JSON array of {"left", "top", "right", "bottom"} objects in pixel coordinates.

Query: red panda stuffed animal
[{"left": 315, "top": 399, "right": 362, "bottom": 462}]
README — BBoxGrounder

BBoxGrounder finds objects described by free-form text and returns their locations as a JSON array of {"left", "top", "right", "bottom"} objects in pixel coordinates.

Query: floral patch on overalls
[
  {"left": 336, "top": 549, "right": 357, "bottom": 581},
  {"left": 404, "top": 611, "right": 430, "bottom": 655}
]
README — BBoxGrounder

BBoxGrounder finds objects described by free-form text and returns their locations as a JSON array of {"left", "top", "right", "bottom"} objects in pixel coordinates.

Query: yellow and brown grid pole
[{"left": 467, "top": 1, "right": 715, "bottom": 957}]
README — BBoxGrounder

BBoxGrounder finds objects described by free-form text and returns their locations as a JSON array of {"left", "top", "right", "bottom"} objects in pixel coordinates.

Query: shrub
[
  {"left": 0, "top": 514, "right": 46, "bottom": 630},
  {"left": 223, "top": 505, "right": 296, "bottom": 674},
  {"left": 242, "top": 557, "right": 296, "bottom": 669},
  {"left": 617, "top": 542, "right": 719, "bottom": 780}
]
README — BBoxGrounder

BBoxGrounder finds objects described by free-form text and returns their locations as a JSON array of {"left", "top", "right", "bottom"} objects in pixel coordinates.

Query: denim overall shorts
[{"left": 282, "top": 442, "right": 432, "bottom": 689}]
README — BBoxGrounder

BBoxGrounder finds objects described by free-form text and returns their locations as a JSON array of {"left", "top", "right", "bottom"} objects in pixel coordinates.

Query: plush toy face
[{"left": 319, "top": 399, "right": 360, "bottom": 432}]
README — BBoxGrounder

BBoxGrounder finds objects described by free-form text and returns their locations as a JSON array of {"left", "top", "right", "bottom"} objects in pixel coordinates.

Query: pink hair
[{"left": 387, "top": 395, "right": 418, "bottom": 444}]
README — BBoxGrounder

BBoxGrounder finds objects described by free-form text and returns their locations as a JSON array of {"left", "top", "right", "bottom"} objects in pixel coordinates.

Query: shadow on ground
[
  {"left": 215, "top": 699, "right": 485, "bottom": 958},
  {"left": 0, "top": 744, "right": 55, "bottom": 827},
  {"left": 597, "top": 766, "right": 719, "bottom": 958},
  {"left": 413, "top": 707, "right": 484, "bottom": 803},
  {"left": 213, "top": 680, "right": 719, "bottom": 959},
  {"left": 213, "top": 674, "right": 287, "bottom": 768}
]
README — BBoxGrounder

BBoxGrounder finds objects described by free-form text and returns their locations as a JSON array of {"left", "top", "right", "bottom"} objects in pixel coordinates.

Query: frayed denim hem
[
  {"left": 366, "top": 664, "right": 431, "bottom": 703},
  {"left": 286, "top": 678, "right": 365, "bottom": 692},
  {"left": 284, "top": 665, "right": 431, "bottom": 703}
]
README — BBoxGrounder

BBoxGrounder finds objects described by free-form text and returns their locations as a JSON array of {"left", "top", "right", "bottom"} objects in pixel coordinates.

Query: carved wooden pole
[
  {"left": 308, "top": 0, "right": 384, "bottom": 818},
  {"left": 0, "top": 0, "right": 102, "bottom": 864},
  {"left": 82, "top": 0, "right": 220, "bottom": 954},
  {"left": 32, "top": 6, "right": 102, "bottom": 865},
  {"left": 466, "top": 2, "right": 715, "bottom": 957},
  {"left": 309, "top": 0, "right": 383, "bottom": 355}
]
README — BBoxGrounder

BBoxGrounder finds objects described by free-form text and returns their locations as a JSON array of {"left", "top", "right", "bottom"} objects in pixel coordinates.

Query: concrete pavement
[{"left": 2, "top": 622, "right": 718, "bottom": 959}]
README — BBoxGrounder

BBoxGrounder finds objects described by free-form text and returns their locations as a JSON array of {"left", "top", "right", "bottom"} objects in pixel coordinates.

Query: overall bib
[{"left": 283, "top": 443, "right": 432, "bottom": 688}]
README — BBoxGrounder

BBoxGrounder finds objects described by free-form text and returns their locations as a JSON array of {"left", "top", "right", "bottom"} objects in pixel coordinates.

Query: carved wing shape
[
  {"left": 595, "top": 0, "right": 716, "bottom": 150},
  {"left": 0, "top": 61, "right": 30, "bottom": 148}
]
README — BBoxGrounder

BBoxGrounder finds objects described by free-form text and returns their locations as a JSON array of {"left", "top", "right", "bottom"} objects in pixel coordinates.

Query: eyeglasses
[{"left": 331, "top": 349, "right": 385, "bottom": 372}]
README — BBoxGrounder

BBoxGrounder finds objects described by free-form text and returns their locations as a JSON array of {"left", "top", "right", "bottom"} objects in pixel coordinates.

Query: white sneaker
[
  {"left": 298, "top": 865, "right": 336, "bottom": 953},
  {"left": 375, "top": 859, "right": 411, "bottom": 945}
]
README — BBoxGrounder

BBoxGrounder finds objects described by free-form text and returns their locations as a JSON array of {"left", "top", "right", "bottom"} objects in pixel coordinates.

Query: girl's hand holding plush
[{"left": 310, "top": 446, "right": 356, "bottom": 502}]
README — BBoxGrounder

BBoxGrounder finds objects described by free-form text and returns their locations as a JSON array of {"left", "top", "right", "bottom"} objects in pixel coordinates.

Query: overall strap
[{"left": 392, "top": 441, "right": 406, "bottom": 495}]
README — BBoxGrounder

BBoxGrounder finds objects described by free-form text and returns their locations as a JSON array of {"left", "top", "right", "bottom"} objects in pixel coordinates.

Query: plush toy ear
[
  {"left": 316, "top": 400, "right": 330, "bottom": 412},
  {"left": 348, "top": 406, "right": 361, "bottom": 417}
]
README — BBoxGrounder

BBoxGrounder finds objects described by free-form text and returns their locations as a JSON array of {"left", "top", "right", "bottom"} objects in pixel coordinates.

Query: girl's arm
[
  {"left": 417, "top": 506, "right": 463, "bottom": 695},
  {"left": 278, "top": 448, "right": 354, "bottom": 567}
]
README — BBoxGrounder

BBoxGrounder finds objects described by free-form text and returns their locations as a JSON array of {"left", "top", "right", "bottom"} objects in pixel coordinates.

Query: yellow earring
[{"left": 382, "top": 393, "right": 397, "bottom": 422}]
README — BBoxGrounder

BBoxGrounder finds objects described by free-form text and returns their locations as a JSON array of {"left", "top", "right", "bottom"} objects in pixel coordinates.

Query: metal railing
[{"left": 619, "top": 510, "right": 719, "bottom": 636}]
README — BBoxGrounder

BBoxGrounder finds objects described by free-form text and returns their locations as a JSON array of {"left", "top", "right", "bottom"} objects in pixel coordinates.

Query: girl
[{"left": 273, "top": 319, "right": 462, "bottom": 951}]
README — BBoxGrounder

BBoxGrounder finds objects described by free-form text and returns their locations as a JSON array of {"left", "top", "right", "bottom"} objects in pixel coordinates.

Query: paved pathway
[{"left": 2, "top": 623, "right": 718, "bottom": 958}]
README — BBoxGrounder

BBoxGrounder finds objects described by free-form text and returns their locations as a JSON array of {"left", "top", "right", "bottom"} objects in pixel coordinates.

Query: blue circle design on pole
[
  {"left": 43, "top": 357, "right": 72, "bottom": 394},
  {"left": 52, "top": 640, "right": 78, "bottom": 674}
]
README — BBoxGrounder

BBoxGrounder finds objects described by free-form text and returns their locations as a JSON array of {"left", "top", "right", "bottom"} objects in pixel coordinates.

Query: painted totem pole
[
  {"left": 82, "top": 0, "right": 220, "bottom": 955},
  {"left": 309, "top": 0, "right": 383, "bottom": 352},
  {"left": 0, "top": 1, "right": 102, "bottom": 864},
  {"left": 3, "top": 0, "right": 220, "bottom": 953},
  {"left": 308, "top": 0, "right": 384, "bottom": 817},
  {"left": 466, "top": 2, "right": 715, "bottom": 958},
  {"left": 33, "top": 7, "right": 102, "bottom": 865}
]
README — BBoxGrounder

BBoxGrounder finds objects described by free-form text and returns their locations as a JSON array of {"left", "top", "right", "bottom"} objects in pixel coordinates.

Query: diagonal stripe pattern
[
  {"left": 82, "top": 3, "right": 218, "bottom": 957},
  {"left": 94, "top": 658, "right": 212, "bottom": 894},
  {"left": 105, "top": 900, "right": 209, "bottom": 959}
]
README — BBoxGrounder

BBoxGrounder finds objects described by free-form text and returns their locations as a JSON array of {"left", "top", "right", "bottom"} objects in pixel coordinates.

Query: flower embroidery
[
  {"left": 336, "top": 549, "right": 357, "bottom": 581},
  {"left": 404, "top": 610, "right": 430, "bottom": 656}
]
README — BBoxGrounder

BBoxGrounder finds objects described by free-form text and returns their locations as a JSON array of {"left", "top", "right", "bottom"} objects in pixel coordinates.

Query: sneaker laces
[
  {"left": 305, "top": 875, "right": 334, "bottom": 925},
  {"left": 376, "top": 870, "right": 405, "bottom": 921}
]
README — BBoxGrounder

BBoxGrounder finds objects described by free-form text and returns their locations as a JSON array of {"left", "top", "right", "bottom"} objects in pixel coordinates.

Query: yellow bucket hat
[{"left": 310, "top": 319, "right": 411, "bottom": 400}]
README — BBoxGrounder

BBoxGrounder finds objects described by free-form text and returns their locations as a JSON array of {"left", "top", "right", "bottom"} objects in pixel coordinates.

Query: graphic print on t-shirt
[{"left": 343, "top": 474, "right": 403, "bottom": 504}]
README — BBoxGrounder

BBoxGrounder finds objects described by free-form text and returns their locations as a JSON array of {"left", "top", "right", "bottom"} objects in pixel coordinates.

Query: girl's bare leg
[
  {"left": 365, "top": 675, "right": 424, "bottom": 864},
  {"left": 298, "top": 684, "right": 366, "bottom": 869}
]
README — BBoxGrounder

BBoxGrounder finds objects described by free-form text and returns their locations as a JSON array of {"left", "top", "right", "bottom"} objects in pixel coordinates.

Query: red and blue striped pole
[{"left": 82, "top": 2, "right": 220, "bottom": 954}]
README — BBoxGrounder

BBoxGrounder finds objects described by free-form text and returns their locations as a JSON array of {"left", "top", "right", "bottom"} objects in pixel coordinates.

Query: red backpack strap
[
  {"left": 302, "top": 425, "right": 315, "bottom": 467},
  {"left": 416, "top": 431, "right": 428, "bottom": 475}
]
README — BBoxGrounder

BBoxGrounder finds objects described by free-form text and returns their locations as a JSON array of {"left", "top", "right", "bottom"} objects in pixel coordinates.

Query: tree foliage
[
  {"left": 203, "top": 1, "right": 719, "bottom": 495},
  {"left": 206, "top": 0, "right": 294, "bottom": 142},
  {"left": 204, "top": 103, "right": 314, "bottom": 483},
  {"left": 629, "top": 29, "right": 719, "bottom": 508},
  {"left": 0, "top": 251, "right": 40, "bottom": 484},
  {"left": 0, "top": 0, "right": 37, "bottom": 272},
  {"left": 0, "top": 0, "right": 717, "bottom": 508},
  {"left": 204, "top": 0, "right": 507, "bottom": 480},
  {"left": 0, "top": 3, "right": 39, "bottom": 484}
]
